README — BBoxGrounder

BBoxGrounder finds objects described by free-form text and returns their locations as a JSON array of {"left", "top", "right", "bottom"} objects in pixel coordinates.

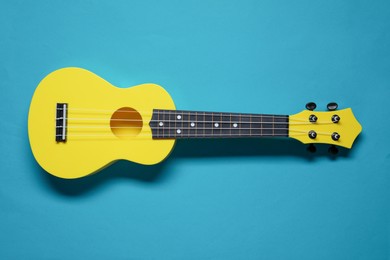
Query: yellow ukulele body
[{"left": 28, "top": 68, "right": 176, "bottom": 179}]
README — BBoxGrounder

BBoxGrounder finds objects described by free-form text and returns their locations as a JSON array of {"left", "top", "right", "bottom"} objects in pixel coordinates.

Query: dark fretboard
[{"left": 149, "top": 109, "right": 289, "bottom": 139}]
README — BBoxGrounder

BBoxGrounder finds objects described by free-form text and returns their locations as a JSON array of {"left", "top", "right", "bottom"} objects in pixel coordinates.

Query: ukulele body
[{"left": 28, "top": 67, "right": 176, "bottom": 179}]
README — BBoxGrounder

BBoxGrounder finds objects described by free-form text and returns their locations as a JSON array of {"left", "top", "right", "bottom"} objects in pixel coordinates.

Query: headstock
[{"left": 289, "top": 102, "right": 362, "bottom": 151}]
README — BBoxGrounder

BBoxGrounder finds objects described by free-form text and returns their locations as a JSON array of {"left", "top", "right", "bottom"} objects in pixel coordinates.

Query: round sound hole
[{"left": 110, "top": 107, "right": 142, "bottom": 139}]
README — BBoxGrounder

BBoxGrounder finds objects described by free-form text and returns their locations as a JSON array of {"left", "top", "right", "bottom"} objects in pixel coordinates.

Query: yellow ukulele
[{"left": 28, "top": 68, "right": 362, "bottom": 179}]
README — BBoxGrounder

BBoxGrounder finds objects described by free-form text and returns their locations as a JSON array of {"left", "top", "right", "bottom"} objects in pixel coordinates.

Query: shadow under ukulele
[{"left": 39, "top": 134, "right": 362, "bottom": 197}]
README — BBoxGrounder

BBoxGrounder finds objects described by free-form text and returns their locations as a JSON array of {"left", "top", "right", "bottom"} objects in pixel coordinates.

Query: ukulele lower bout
[{"left": 28, "top": 67, "right": 176, "bottom": 179}]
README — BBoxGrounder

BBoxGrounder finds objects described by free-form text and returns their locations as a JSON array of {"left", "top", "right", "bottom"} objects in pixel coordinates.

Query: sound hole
[{"left": 110, "top": 107, "right": 142, "bottom": 139}]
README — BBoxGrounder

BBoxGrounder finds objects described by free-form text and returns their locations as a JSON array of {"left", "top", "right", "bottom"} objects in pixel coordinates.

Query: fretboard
[{"left": 149, "top": 109, "right": 289, "bottom": 139}]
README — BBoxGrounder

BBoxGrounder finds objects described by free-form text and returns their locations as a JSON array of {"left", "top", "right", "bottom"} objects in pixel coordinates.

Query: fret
[
  {"left": 163, "top": 109, "right": 168, "bottom": 138},
  {"left": 241, "top": 114, "right": 251, "bottom": 136},
  {"left": 239, "top": 113, "right": 242, "bottom": 137},
  {"left": 168, "top": 110, "right": 176, "bottom": 138},
  {"left": 250, "top": 114, "right": 252, "bottom": 136},
  {"left": 221, "top": 113, "right": 230, "bottom": 136},
  {"left": 202, "top": 112, "right": 206, "bottom": 137},
  {"left": 210, "top": 113, "right": 214, "bottom": 136},
  {"left": 231, "top": 113, "right": 240, "bottom": 137},
  {"left": 260, "top": 113, "right": 263, "bottom": 136},
  {"left": 156, "top": 109, "right": 160, "bottom": 138},
  {"left": 197, "top": 112, "right": 204, "bottom": 137},
  {"left": 177, "top": 111, "right": 184, "bottom": 137},
  {"left": 175, "top": 111, "right": 178, "bottom": 137},
  {"left": 251, "top": 115, "right": 262, "bottom": 136},
  {"left": 149, "top": 110, "right": 288, "bottom": 139},
  {"left": 194, "top": 111, "right": 198, "bottom": 138},
  {"left": 212, "top": 112, "right": 214, "bottom": 137},
  {"left": 213, "top": 112, "right": 222, "bottom": 136},
  {"left": 204, "top": 113, "right": 213, "bottom": 137},
  {"left": 272, "top": 115, "right": 275, "bottom": 136},
  {"left": 262, "top": 115, "right": 273, "bottom": 136},
  {"left": 183, "top": 111, "right": 190, "bottom": 138},
  {"left": 229, "top": 113, "right": 232, "bottom": 137}
]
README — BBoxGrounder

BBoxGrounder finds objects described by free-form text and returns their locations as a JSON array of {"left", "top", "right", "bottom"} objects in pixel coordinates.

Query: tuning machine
[
  {"left": 306, "top": 102, "right": 317, "bottom": 111},
  {"left": 327, "top": 102, "right": 338, "bottom": 111}
]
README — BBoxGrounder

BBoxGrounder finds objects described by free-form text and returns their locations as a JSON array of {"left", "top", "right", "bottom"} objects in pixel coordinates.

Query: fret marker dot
[
  {"left": 214, "top": 123, "right": 219, "bottom": 128},
  {"left": 191, "top": 122, "right": 195, "bottom": 127},
  {"left": 177, "top": 115, "right": 182, "bottom": 120},
  {"left": 177, "top": 129, "right": 181, "bottom": 134},
  {"left": 233, "top": 123, "right": 238, "bottom": 128},
  {"left": 159, "top": 122, "right": 164, "bottom": 126}
]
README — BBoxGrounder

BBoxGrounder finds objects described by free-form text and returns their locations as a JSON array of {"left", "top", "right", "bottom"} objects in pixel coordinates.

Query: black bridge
[{"left": 56, "top": 103, "right": 68, "bottom": 142}]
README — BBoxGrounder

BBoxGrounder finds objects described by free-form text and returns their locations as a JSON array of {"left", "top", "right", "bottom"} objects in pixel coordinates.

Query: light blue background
[{"left": 1, "top": 1, "right": 389, "bottom": 259}]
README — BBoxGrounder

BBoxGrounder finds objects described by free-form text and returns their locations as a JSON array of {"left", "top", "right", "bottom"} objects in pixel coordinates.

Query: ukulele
[{"left": 28, "top": 68, "right": 362, "bottom": 179}]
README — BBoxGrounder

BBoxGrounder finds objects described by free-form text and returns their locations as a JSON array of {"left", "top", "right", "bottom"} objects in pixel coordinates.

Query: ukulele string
[
  {"left": 57, "top": 128, "right": 337, "bottom": 139},
  {"left": 58, "top": 127, "right": 310, "bottom": 136},
  {"left": 65, "top": 126, "right": 293, "bottom": 129},
  {"left": 61, "top": 107, "right": 295, "bottom": 117},
  {"left": 65, "top": 119, "right": 336, "bottom": 126},
  {"left": 62, "top": 129, "right": 332, "bottom": 134},
  {"left": 59, "top": 107, "right": 309, "bottom": 122},
  {"left": 65, "top": 115, "right": 306, "bottom": 122},
  {"left": 58, "top": 132, "right": 310, "bottom": 139}
]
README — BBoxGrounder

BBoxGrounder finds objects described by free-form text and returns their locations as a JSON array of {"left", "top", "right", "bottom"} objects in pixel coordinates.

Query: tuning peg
[
  {"left": 328, "top": 145, "right": 339, "bottom": 155},
  {"left": 308, "top": 130, "right": 317, "bottom": 139},
  {"left": 307, "top": 144, "right": 316, "bottom": 153},
  {"left": 331, "top": 132, "right": 340, "bottom": 141},
  {"left": 306, "top": 102, "right": 317, "bottom": 111},
  {"left": 327, "top": 102, "right": 338, "bottom": 111},
  {"left": 331, "top": 115, "right": 340, "bottom": 123},
  {"left": 309, "top": 114, "right": 318, "bottom": 123}
]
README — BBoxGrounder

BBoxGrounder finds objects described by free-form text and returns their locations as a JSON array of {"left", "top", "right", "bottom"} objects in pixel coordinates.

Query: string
[
  {"left": 59, "top": 107, "right": 291, "bottom": 117},
  {"left": 64, "top": 119, "right": 335, "bottom": 125},
  {"left": 58, "top": 127, "right": 326, "bottom": 136},
  {"left": 57, "top": 107, "right": 306, "bottom": 121},
  {"left": 56, "top": 133, "right": 309, "bottom": 138},
  {"left": 57, "top": 127, "right": 340, "bottom": 138},
  {"left": 65, "top": 115, "right": 301, "bottom": 121},
  {"left": 62, "top": 126, "right": 297, "bottom": 130}
]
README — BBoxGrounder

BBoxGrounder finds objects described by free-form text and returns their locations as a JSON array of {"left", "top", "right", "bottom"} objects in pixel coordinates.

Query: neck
[{"left": 149, "top": 109, "right": 289, "bottom": 139}]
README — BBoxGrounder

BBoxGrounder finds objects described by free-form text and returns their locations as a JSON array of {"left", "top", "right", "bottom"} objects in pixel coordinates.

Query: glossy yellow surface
[
  {"left": 289, "top": 108, "right": 362, "bottom": 148},
  {"left": 28, "top": 68, "right": 176, "bottom": 179}
]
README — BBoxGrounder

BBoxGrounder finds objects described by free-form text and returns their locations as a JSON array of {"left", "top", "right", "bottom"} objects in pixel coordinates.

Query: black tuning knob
[
  {"left": 307, "top": 144, "right": 316, "bottom": 153},
  {"left": 331, "top": 115, "right": 340, "bottom": 123},
  {"left": 309, "top": 114, "right": 318, "bottom": 123},
  {"left": 308, "top": 130, "right": 317, "bottom": 139},
  {"left": 327, "top": 102, "right": 338, "bottom": 111},
  {"left": 331, "top": 132, "right": 340, "bottom": 141},
  {"left": 328, "top": 145, "right": 339, "bottom": 155},
  {"left": 306, "top": 102, "right": 317, "bottom": 111}
]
